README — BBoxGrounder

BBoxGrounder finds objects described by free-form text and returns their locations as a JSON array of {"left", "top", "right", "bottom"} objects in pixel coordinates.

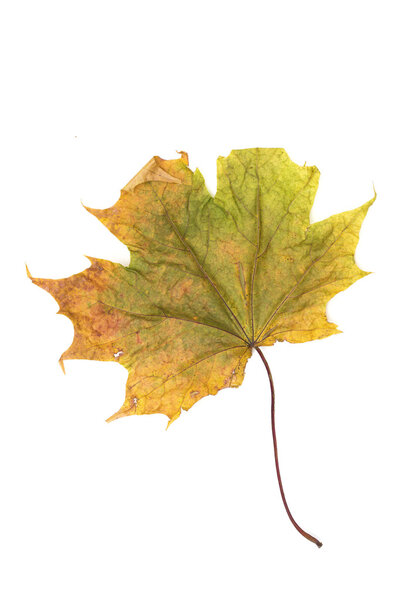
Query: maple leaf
[{"left": 28, "top": 148, "right": 374, "bottom": 547}]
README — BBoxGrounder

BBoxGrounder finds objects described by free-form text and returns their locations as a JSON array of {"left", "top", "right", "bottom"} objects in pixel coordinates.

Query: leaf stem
[{"left": 254, "top": 346, "right": 323, "bottom": 548}]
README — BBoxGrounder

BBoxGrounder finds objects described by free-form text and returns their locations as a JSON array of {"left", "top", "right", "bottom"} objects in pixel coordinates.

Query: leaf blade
[{"left": 29, "top": 148, "right": 374, "bottom": 423}]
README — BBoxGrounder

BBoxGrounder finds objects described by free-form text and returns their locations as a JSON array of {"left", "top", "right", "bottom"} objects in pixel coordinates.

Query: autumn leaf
[{"left": 28, "top": 148, "right": 374, "bottom": 547}]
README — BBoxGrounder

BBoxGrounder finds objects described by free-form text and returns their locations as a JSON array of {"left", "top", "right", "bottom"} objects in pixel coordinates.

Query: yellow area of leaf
[{"left": 29, "top": 149, "right": 374, "bottom": 424}]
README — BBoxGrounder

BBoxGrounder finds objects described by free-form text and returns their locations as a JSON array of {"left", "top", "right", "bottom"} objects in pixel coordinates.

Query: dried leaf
[
  {"left": 29, "top": 148, "right": 374, "bottom": 546},
  {"left": 29, "top": 149, "right": 373, "bottom": 426}
]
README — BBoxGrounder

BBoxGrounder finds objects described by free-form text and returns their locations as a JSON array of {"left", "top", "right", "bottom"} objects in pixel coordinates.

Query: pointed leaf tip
[
  {"left": 166, "top": 411, "right": 181, "bottom": 429},
  {"left": 176, "top": 150, "right": 189, "bottom": 165}
]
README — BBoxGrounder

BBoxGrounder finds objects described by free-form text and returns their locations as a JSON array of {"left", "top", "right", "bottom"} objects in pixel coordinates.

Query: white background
[{"left": 1, "top": 1, "right": 399, "bottom": 598}]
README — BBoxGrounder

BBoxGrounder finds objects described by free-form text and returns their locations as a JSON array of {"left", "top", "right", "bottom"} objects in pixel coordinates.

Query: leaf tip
[
  {"left": 105, "top": 412, "right": 119, "bottom": 424},
  {"left": 82, "top": 202, "right": 102, "bottom": 220},
  {"left": 83, "top": 255, "right": 97, "bottom": 266},
  {"left": 166, "top": 411, "right": 181, "bottom": 430},
  {"left": 369, "top": 195, "right": 376, "bottom": 209},
  {"left": 176, "top": 150, "right": 189, "bottom": 165},
  {"left": 363, "top": 187, "right": 376, "bottom": 211},
  {"left": 25, "top": 263, "right": 32, "bottom": 280}
]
